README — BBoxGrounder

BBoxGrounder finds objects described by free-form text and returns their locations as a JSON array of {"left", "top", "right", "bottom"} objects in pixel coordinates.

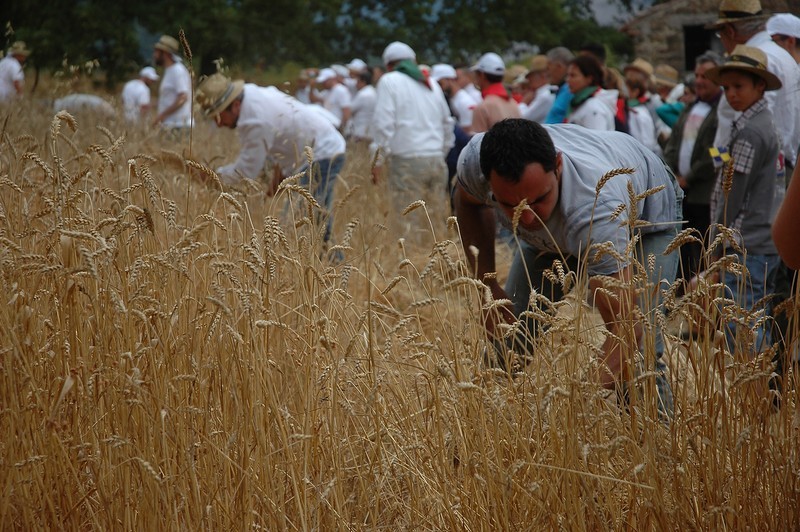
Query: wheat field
[{"left": 1, "top": 101, "right": 799, "bottom": 530}]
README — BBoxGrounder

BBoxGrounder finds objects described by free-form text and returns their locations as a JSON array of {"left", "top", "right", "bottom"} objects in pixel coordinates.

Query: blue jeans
[
  {"left": 298, "top": 154, "right": 345, "bottom": 243},
  {"left": 722, "top": 252, "right": 780, "bottom": 353}
]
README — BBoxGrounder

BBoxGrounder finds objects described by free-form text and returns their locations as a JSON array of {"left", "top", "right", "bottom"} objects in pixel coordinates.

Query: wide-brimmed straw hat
[
  {"left": 706, "top": 0, "right": 767, "bottom": 29},
  {"left": 705, "top": 45, "right": 781, "bottom": 90},
  {"left": 8, "top": 41, "right": 31, "bottom": 58},
  {"left": 653, "top": 64, "right": 679, "bottom": 88},
  {"left": 195, "top": 73, "right": 245, "bottom": 118},
  {"left": 623, "top": 57, "right": 654, "bottom": 78},
  {"left": 154, "top": 35, "right": 180, "bottom": 55}
]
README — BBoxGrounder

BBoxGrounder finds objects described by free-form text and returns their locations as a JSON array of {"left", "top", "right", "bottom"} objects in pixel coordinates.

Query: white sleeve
[
  {"left": 217, "top": 124, "right": 272, "bottom": 180},
  {"left": 369, "top": 80, "right": 397, "bottom": 163}
]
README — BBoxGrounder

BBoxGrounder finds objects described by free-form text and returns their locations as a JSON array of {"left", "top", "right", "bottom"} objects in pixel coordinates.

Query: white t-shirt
[
  {"left": 157, "top": 62, "right": 192, "bottom": 127},
  {"left": 348, "top": 84, "right": 377, "bottom": 140},
  {"left": 121, "top": 79, "right": 151, "bottom": 122},
  {"left": 450, "top": 88, "right": 478, "bottom": 128},
  {"left": 217, "top": 84, "right": 346, "bottom": 181},
  {"left": 0, "top": 55, "right": 24, "bottom": 102},
  {"left": 323, "top": 83, "right": 352, "bottom": 122},
  {"left": 520, "top": 84, "right": 556, "bottom": 124},
  {"left": 678, "top": 101, "right": 712, "bottom": 177}
]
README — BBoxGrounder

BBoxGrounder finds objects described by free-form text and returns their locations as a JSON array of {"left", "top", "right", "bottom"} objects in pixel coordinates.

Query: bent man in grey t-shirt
[{"left": 455, "top": 120, "right": 682, "bottom": 414}]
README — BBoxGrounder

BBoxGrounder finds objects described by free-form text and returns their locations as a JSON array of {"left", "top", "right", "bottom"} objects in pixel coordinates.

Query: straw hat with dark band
[
  {"left": 196, "top": 73, "right": 245, "bottom": 118},
  {"left": 706, "top": 0, "right": 768, "bottom": 29},
  {"left": 705, "top": 44, "right": 782, "bottom": 90},
  {"left": 154, "top": 35, "right": 181, "bottom": 55},
  {"left": 8, "top": 41, "right": 31, "bottom": 57}
]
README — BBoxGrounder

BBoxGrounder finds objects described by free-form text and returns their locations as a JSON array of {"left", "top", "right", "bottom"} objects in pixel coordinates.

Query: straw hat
[
  {"left": 8, "top": 41, "right": 31, "bottom": 58},
  {"left": 195, "top": 73, "right": 245, "bottom": 118},
  {"left": 653, "top": 64, "right": 679, "bottom": 88},
  {"left": 623, "top": 57, "right": 654, "bottom": 78},
  {"left": 706, "top": 0, "right": 767, "bottom": 29},
  {"left": 154, "top": 35, "right": 180, "bottom": 55},
  {"left": 528, "top": 55, "right": 549, "bottom": 73},
  {"left": 705, "top": 45, "right": 781, "bottom": 90}
]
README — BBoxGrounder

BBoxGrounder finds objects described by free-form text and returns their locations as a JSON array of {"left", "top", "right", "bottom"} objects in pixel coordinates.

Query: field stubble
[{"left": 1, "top": 104, "right": 799, "bottom": 530}]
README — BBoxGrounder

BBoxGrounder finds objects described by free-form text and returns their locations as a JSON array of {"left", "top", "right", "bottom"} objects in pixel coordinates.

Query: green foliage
[{"left": 5, "top": 0, "right": 635, "bottom": 87}]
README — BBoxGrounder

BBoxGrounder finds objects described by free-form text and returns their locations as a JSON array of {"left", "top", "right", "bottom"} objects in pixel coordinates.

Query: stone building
[{"left": 622, "top": 0, "right": 799, "bottom": 74}]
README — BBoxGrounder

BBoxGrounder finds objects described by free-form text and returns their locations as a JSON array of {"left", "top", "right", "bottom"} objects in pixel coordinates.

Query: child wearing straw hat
[{"left": 705, "top": 44, "right": 784, "bottom": 354}]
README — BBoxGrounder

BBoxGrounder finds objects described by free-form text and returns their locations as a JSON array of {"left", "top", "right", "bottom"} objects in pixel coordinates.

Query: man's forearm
[{"left": 454, "top": 188, "right": 497, "bottom": 279}]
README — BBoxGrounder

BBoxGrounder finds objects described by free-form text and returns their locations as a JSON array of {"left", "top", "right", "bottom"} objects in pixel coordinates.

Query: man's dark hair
[
  {"left": 569, "top": 55, "right": 605, "bottom": 87},
  {"left": 480, "top": 119, "right": 556, "bottom": 182},
  {"left": 485, "top": 72, "right": 504, "bottom": 84},
  {"left": 358, "top": 69, "right": 373, "bottom": 85},
  {"left": 579, "top": 42, "right": 606, "bottom": 63}
]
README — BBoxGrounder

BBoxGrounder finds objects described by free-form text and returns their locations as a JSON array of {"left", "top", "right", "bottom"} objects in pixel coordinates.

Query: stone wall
[{"left": 623, "top": 0, "right": 796, "bottom": 74}]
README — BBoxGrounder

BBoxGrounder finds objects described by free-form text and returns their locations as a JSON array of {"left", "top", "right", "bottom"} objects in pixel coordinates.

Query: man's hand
[
  {"left": 677, "top": 175, "right": 689, "bottom": 189},
  {"left": 371, "top": 164, "right": 382, "bottom": 185},
  {"left": 267, "top": 164, "right": 283, "bottom": 196},
  {"left": 483, "top": 278, "right": 517, "bottom": 339}
]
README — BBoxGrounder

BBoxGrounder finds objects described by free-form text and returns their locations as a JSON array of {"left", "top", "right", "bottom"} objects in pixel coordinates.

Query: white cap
[
  {"left": 382, "top": 41, "right": 416, "bottom": 65},
  {"left": 331, "top": 64, "right": 349, "bottom": 78},
  {"left": 316, "top": 68, "right": 337, "bottom": 84},
  {"left": 139, "top": 66, "right": 159, "bottom": 81},
  {"left": 767, "top": 13, "right": 800, "bottom": 38},
  {"left": 471, "top": 52, "right": 505, "bottom": 76},
  {"left": 347, "top": 58, "right": 367, "bottom": 71},
  {"left": 431, "top": 63, "right": 457, "bottom": 81}
]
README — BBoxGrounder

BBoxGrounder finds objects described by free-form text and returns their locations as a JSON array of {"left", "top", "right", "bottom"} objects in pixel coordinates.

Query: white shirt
[
  {"left": 295, "top": 86, "right": 312, "bottom": 104},
  {"left": 567, "top": 89, "right": 617, "bottom": 131},
  {"left": 348, "top": 84, "right": 377, "bottom": 140},
  {"left": 678, "top": 101, "right": 712, "bottom": 176},
  {"left": 450, "top": 88, "right": 478, "bottom": 128},
  {"left": 158, "top": 62, "right": 192, "bottom": 127},
  {"left": 628, "top": 105, "right": 660, "bottom": 154},
  {"left": 370, "top": 70, "right": 455, "bottom": 161},
  {"left": 519, "top": 84, "right": 556, "bottom": 123},
  {"left": 323, "top": 82, "right": 352, "bottom": 122},
  {"left": 53, "top": 94, "right": 116, "bottom": 118},
  {"left": 217, "top": 84, "right": 346, "bottom": 181},
  {"left": 715, "top": 32, "right": 800, "bottom": 166},
  {"left": 121, "top": 78, "right": 151, "bottom": 122},
  {"left": 0, "top": 55, "right": 24, "bottom": 102}
]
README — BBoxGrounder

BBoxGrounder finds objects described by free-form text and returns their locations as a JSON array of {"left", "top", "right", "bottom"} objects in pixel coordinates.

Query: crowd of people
[{"left": 2, "top": 0, "right": 800, "bottom": 413}]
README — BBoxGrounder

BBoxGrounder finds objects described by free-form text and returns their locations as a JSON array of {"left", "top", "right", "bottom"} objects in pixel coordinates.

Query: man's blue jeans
[
  {"left": 298, "top": 154, "right": 345, "bottom": 243},
  {"left": 722, "top": 252, "right": 781, "bottom": 354}
]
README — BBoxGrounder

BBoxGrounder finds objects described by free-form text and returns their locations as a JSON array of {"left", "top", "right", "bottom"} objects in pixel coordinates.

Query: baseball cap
[
  {"left": 471, "top": 52, "right": 505, "bottom": 76},
  {"left": 767, "top": 13, "right": 800, "bottom": 38},
  {"left": 347, "top": 58, "right": 367, "bottom": 71},
  {"left": 382, "top": 41, "right": 416, "bottom": 65},
  {"left": 139, "top": 66, "right": 159, "bottom": 81},
  {"left": 431, "top": 64, "right": 457, "bottom": 81},
  {"left": 316, "top": 68, "right": 337, "bottom": 84}
]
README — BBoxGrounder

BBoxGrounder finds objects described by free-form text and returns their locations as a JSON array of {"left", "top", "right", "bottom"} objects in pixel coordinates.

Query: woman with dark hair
[{"left": 564, "top": 55, "right": 616, "bottom": 131}]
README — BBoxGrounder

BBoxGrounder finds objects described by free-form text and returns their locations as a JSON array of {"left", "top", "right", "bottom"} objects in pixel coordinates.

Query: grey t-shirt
[{"left": 457, "top": 124, "right": 682, "bottom": 275}]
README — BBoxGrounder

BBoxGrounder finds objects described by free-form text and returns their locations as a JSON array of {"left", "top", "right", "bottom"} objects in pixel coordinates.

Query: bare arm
[
  {"left": 589, "top": 265, "right": 642, "bottom": 389},
  {"left": 773, "top": 163, "right": 800, "bottom": 269},
  {"left": 454, "top": 182, "right": 515, "bottom": 334},
  {"left": 14, "top": 80, "right": 23, "bottom": 95},
  {"left": 153, "top": 92, "right": 188, "bottom": 125}
]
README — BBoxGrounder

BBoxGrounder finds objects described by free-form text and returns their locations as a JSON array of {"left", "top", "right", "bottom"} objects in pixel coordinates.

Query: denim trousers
[
  {"left": 722, "top": 252, "right": 781, "bottom": 354},
  {"left": 298, "top": 154, "right": 345, "bottom": 243}
]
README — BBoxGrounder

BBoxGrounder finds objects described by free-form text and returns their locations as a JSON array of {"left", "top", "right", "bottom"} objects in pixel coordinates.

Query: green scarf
[
  {"left": 567, "top": 85, "right": 599, "bottom": 116},
  {"left": 394, "top": 59, "right": 429, "bottom": 88}
]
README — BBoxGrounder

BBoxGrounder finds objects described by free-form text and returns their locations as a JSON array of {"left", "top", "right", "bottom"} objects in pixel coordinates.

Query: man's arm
[
  {"left": 589, "top": 265, "right": 642, "bottom": 389},
  {"left": 153, "top": 92, "right": 188, "bottom": 125},
  {"left": 773, "top": 163, "right": 800, "bottom": 269},
  {"left": 13, "top": 80, "right": 24, "bottom": 95},
  {"left": 454, "top": 182, "right": 515, "bottom": 334}
]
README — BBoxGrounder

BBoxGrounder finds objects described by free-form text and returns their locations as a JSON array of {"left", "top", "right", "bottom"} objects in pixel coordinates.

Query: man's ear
[{"left": 555, "top": 152, "right": 563, "bottom": 182}]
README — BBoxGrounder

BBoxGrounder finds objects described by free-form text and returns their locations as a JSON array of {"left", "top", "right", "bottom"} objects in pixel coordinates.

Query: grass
[{"left": 1, "top": 101, "right": 799, "bottom": 530}]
